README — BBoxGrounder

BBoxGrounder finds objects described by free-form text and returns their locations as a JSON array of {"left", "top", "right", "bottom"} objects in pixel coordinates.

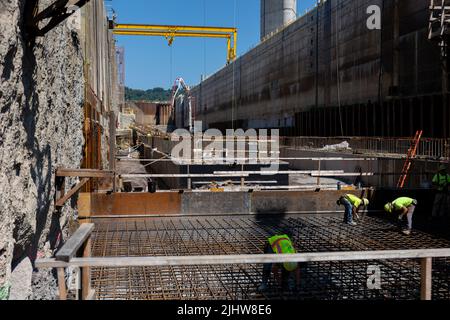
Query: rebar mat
[{"left": 90, "top": 214, "right": 450, "bottom": 300}]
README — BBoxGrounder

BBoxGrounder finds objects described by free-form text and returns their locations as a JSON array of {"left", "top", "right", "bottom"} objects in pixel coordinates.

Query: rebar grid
[{"left": 90, "top": 215, "right": 450, "bottom": 300}]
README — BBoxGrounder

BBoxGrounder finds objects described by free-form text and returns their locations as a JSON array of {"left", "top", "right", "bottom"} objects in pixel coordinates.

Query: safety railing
[
  {"left": 36, "top": 224, "right": 450, "bottom": 300},
  {"left": 280, "top": 136, "right": 450, "bottom": 159}
]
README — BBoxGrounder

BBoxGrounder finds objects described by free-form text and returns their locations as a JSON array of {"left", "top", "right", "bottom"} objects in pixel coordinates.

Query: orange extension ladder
[{"left": 397, "top": 130, "right": 423, "bottom": 189}]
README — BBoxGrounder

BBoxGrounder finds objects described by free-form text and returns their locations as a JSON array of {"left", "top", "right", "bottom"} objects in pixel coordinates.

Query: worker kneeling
[
  {"left": 259, "top": 234, "right": 301, "bottom": 293},
  {"left": 384, "top": 197, "right": 418, "bottom": 236},
  {"left": 337, "top": 194, "right": 369, "bottom": 226}
]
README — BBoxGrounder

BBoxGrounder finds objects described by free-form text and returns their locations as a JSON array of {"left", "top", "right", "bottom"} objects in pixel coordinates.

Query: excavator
[{"left": 170, "top": 77, "right": 194, "bottom": 133}]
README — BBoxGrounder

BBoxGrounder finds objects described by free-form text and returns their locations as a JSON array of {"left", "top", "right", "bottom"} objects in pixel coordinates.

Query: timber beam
[
  {"left": 25, "top": 0, "right": 91, "bottom": 38},
  {"left": 55, "top": 168, "right": 115, "bottom": 208}
]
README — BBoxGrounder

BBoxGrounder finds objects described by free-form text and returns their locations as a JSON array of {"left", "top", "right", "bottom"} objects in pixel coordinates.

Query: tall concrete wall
[
  {"left": 191, "top": 0, "right": 447, "bottom": 138},
  {"left": 81, "top": 0, "right": 119, "bottom": 170},
  {"left": 0, "top": 0, "right": 118, "bottom": 299}
]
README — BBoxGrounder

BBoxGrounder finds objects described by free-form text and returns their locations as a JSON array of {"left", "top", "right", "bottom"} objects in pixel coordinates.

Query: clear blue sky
[{"left": 108, "top": 0, "right": 317, "bottom": 90}]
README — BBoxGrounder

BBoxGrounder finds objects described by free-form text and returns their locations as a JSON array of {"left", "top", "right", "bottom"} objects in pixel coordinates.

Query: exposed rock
[
  {"left": 0, "top": 0, "right": 84, "bottom": 299},
  {"left": 9, "top": 257, "right": 33, "bottom": 300}
]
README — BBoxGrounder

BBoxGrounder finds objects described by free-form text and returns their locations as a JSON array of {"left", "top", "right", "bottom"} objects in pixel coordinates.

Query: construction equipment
[
  {"left": 112, "top": 24, "right": 237, "bottom": 64},
  {"left": 171, "top": 78, "right": 193, "bottom": 133},
  {"left": 397, "top": 130, "right": 424, "bottom": 189}
]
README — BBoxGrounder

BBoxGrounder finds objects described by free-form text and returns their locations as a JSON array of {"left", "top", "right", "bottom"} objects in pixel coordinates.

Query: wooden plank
[
  {"left": 36, "top": 248, "right": 450, "bottom": 268},
  {"left": 311, "top": 173, "right": 375, "bottom": 177},
  {"left": 56, "top": 178, "right": 90, "bottom": 207},
  {"left": 117, "top": 157, "right": 378, "bottom": 162},
  {"left": 214, "top": 170, "right": 345, "bottom": 175},
  {"left": 56, "top": 168, "right": 114, "bottom": 178},
  {"left": 57, "top": 268, "right": 67, "bottom": 300},
  {"left": 420, "top": 257, "right": 433, "bottom": 300},
  {"left": 81, "top": 237, "right": 92, "bottom": 300},
  {"left": 55, "top": 224, "right": 95, "bottom": 262},
  {"left": 121, "top": 173, "right": 250, "bottom": 178},
  {"left": 77, "top": 193, "right": 91, "bottom": 218}
]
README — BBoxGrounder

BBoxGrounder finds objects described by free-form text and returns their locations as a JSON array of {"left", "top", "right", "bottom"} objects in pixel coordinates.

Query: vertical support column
[
  {"left": 187, "top": 164, "right": 192, "bottom": 190},
  {"left": 57, "top": 268, "right": 67, "bottom": 300},
  {"left": 393, "top": 0, "right": 400, "bottom": 90},
  {"left": 420, "top": 257, "right": 432, "bottom": 300},
  {"left": 109, "top": 112, "right": 116, "bottom": 171},
  {"left": 81, "top": 236, "right": 94, "bottom": 300},
  {"left": 317, "top": 159, "right": 322, "bottom": 187}
]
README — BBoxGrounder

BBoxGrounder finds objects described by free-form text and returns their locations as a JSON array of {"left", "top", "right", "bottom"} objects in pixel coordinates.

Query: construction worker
[
  {"left": 432, "top": 164, "right": 450, "bottom": 219},
  {"left": 336, "top": 194, "right": 370, "bottom": 226},
  {"left": 258, "top": 233, "right": 301, "bottom": 293},
  {"left": 384, "top": 197, "right": 418, "bottom": 235}
]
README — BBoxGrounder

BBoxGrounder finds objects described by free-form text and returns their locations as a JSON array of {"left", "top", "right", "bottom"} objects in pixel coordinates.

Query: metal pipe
[{"left": 36, "top": 249, "right": 450, "bottom": 268}]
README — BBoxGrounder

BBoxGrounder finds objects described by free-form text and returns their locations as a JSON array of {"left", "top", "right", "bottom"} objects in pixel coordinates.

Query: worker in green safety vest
[
  {"left": 258, "top": 233, "right": 301, "bottom": 292},
  {"left": 384, "top": 197, "right": 418, "bottom": 236},
  {"left": 337, "top": 194, "right": 369, "bottom": 226},
  {"left": 432, "top": 164, "right": 450, "bottom": 219}
]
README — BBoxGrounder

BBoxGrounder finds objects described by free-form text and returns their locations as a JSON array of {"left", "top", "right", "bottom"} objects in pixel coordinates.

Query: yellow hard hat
[{"left": 384, "top": 203, "right": 393, "bottom": 213}]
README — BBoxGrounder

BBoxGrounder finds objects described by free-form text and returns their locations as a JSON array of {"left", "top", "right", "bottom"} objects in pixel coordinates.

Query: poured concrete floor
[{"left": 89, "top": 214, "right": 450, "bottom": 300}]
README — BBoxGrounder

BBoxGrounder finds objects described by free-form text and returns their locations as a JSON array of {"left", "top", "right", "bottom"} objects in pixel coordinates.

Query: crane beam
[
  {"left": 115, "top": 24, "right": 237, "bottom": 33},
  {"left": 113, "top": 30, "right": 231, "bottom": 39},
  {"left": 112, "top": 23, "right": 238, "bottom": 64}
]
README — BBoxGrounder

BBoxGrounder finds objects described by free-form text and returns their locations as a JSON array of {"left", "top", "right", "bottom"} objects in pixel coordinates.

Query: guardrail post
[
  {"left": 317, "top": 159, "right": 322, "bottom": 187},
  {"left": 187, "top": 164, "right": 192, "bottom": 190},
  {"left": 57, "top": 268, "right": 67, "bottom": 300},
  {"left": 420, "top": 257, "right": 432, "bottom": 300},
  {"left": 80, "top": 235, "right": 93, "bottom": 300}
]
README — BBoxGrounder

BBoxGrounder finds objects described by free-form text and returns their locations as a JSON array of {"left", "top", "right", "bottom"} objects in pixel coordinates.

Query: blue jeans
[
  {"left": 399, "top": 205, "right": 415, "bottom": 230},
  {"left": 341, "top": 197, "right": 354, "bottom": 223}
]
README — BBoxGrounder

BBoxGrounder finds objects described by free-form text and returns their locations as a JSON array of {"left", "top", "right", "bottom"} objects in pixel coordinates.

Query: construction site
[{"left": 1, "top": 0, "right": 450, "bottom": 301}]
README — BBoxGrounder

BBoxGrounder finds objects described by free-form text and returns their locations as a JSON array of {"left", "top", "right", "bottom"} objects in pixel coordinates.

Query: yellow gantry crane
[{"left": 112, "top": 24, "right": 238, "bottom": 64}]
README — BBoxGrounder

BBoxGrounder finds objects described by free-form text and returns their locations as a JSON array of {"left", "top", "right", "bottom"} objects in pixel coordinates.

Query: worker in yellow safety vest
[
  {"left": 384, "top": 197, "right": 418, "bottom": 236},
  {"left": 432, "top": 164, "right": 450, "bottom": 219},
  {"left": 258, "top": 234, "right": 301, "bottom": 292},
  {"left": 337, "top": 194, "right": 370, "bottom": 226}
]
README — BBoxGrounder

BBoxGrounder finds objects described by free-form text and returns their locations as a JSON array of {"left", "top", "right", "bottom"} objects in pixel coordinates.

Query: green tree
[{"left": 125, "top": 87, "right": 172, "bottom": 101}]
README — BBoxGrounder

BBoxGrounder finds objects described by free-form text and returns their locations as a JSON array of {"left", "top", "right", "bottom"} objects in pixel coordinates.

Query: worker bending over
[
  {"left": 384, "top": 197, "right": 418, "bottom": 236},
  {"left": 259, "top": 234, "right": 301, "bottom": 292},
  {"left": 337, "top": 194, "right": 369, "bottom": 226}
]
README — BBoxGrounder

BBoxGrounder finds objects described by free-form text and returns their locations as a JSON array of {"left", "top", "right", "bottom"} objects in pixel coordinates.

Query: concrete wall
[
  {"left": 127, "top": 101, "right": 173, "bottom": 128},
  {"left": 81, "top": 0, "right": 119, "bottom": 170},
  {"left": 0, "top": 0, "right": 85, "bottom": 300},
  {"left": 79, "top": 189, "right": 443, "bottom": 228},
  {"left": 0, "top": 0, "right": 119, "bottom": 300},
  {"left": 191, "top": 0, "right": 447, "bottom": 138},
  {"left": 78, "top": 190, "right": 364, "bottom": 217}
]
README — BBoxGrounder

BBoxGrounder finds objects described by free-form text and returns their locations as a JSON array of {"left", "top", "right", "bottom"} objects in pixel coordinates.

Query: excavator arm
[{"left": 171, "top": 78, "right": 193, "bottom": 133}]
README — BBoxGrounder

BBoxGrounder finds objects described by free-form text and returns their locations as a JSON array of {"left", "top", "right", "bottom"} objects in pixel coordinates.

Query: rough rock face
[{"left": 0, "top": 0, "right": 84, "bottom": 299}]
